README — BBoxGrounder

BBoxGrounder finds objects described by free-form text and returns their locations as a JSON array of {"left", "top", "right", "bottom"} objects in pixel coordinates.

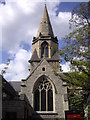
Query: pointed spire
[{"left": 37, "top": 4, "right": 54, "bottom": 37}]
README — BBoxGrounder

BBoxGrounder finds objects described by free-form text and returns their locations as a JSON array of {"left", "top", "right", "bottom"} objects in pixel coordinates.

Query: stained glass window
[{"left": 34, "top": 76, "right": 54, "bottom": 111}]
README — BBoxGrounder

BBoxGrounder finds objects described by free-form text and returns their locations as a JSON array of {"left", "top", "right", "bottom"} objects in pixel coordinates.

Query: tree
[
  {"left": 1, "top": 59, "right": 10, "bottom": 76},
  {"left": 59, "top": 2, "right": 90, "bottom": 111}
]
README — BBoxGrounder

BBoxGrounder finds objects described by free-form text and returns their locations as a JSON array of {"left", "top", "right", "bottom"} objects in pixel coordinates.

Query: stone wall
[
  {"left": 21, "top": 59, "right": 69, "bottom": 120},
  {"left": 2, "top": 100, "right": 32, "bottom": 120},
  {"left": 32, "top": 38, "right": 58, "bottom": 59}
]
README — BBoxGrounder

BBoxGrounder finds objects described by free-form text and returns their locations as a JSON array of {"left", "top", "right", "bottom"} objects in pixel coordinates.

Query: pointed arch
[
  {"left": 33, "top": 75, "right": 55, "bottom": 111},
  {"left": 41, "top": 42, "right": 49, "bottom": 58}
]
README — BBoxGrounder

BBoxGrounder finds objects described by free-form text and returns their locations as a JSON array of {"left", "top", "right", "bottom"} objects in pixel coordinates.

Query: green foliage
[
  {"left": 59, "top": 2, "right": 90, "bottom": 111},
  {"left": 1, "top": 59, "right": 10, "bottom": 76},
  {"left": 69, "top": 89, "right": 87, "bottom": 111}
]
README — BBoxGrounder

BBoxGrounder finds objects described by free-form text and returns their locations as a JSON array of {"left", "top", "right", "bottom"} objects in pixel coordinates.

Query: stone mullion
[
  {"left": 32, "top": 93, "right": 34, "bottom": 108},
  {"left": 39, "top": 47, "right": 41, "bottom": 58},
  {"left": 49, "top": 45, "right": 51, "bottom": 58},
  {"left": 46, "top": 89, "right": 48, "bottom": 111},
  {"left": 39, "top": 90, "right": 41, "bottom": 111}
]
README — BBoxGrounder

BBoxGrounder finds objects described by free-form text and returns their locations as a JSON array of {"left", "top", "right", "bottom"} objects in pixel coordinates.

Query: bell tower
[
  {"left": 29, "top": 4, "right": 60, "bottom": 72},
  {"left": 21, "top": 4, "right": 69, "bottom": 120}
]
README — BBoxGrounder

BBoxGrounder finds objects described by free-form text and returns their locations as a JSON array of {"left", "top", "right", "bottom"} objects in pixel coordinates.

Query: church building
[{"left": 21, "top": 4, "right": 69, "bottom": 120}]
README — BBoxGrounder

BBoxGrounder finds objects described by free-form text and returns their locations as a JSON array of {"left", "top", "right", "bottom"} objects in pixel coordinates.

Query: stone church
[
  {"left": 21, "top": 4, "right": 69, "bottom": 120},
  {"left": 1, "top": 4, "right": 69, "bottom": 120}
]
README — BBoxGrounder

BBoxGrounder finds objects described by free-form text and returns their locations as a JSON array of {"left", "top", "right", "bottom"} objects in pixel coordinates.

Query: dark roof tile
[
  {"left": 29, "top": 49, "right": 40, "bottom": 62},
  {"left": 9, "top": 81, "right": 21, "bottom": 92}
]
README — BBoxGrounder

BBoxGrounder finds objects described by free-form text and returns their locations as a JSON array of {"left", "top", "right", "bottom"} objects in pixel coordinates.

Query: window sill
[{"left": 33, "top": 111, "right": 58, "bottom": 115}]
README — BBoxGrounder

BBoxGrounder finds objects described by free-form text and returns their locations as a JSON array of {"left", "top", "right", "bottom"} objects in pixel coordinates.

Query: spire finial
[{"left": 44, "top": 0, "right": 47, "bottom": 5}]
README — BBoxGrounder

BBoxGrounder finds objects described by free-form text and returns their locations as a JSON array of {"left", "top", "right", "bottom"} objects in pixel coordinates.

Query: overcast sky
[{"left": 0, "top": 0, "right": 87, "bottom": 81}]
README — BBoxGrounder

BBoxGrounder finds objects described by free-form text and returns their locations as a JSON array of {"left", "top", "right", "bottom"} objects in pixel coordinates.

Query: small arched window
[
  {"left": 41, "top": 42, "right": 48, "bottom": 58},
  {"left": 33, "top": 76, "right": 54, "bottom": 111}
]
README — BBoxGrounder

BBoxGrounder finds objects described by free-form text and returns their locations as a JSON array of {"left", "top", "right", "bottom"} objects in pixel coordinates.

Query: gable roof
[{"left": 26, "top": 58, "right": 51, "bottom": 80}]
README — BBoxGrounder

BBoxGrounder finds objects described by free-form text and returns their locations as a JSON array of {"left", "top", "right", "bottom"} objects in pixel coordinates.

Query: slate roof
[
  {"left": 29, "top": 49, "right": 40, "bottom": 62},
  {"left": 9, "top": 81, "right": 21, "bottom": 92},
  {"left": 37, "top": 4, "right": 54, "bottom": 37},
  {"left": 50, "top": 52, "right": 60, "bottom": 61},
  {"left": 0, "top": 75, "right": 17, "bottom": 96},
  {"left": 29, "top": 50, "right": 61, "bottom": 62}
]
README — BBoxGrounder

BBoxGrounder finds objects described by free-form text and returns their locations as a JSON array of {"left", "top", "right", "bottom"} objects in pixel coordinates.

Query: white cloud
[
  {"left": 0, "top": 1, "right": 71, "bottom": 52},
  {"left": 1, "top": 1, "right": 40, "bottom": 52},
  {"left": 0, "top": 49, "right": 31, "bottom": 81},
  {"left": 52, "top": 12, "right": 71, "bottom": 38},
  {"left": 61, "top": 62, "right": 70, "bottom": 72},
  {"left": 0, "top": 63, "right": 6, "bottom": 73},
  {"left": 0, "top": 1, "right": 72, "bottom": 80}
]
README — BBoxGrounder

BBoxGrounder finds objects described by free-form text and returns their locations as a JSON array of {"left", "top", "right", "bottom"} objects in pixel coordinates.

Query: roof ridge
[{"left": 26, "top": 58, "right": 47, "bottom": 80}]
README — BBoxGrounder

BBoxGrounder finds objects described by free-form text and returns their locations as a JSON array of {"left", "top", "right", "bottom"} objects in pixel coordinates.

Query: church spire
[{"left": 37, "top": 4, "right": 54, "bottom": 37}]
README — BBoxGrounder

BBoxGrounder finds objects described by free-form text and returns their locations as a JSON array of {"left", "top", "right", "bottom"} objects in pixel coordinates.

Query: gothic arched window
[
  {"left": 41, "top": 42, "right": 49, "bottom": 58},
  {"left": 33, "top": 76, "right": 54, "bottom": 111}
]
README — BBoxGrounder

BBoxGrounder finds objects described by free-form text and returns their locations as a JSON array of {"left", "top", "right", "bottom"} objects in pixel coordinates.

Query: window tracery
[{"left": 33, "top": 76, "right": 54, "bottom": 111}]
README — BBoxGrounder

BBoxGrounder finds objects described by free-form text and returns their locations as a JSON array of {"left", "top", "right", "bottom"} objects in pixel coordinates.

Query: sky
[{"left": 0, "top": 0, "right": 87, "bottom": 81}]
